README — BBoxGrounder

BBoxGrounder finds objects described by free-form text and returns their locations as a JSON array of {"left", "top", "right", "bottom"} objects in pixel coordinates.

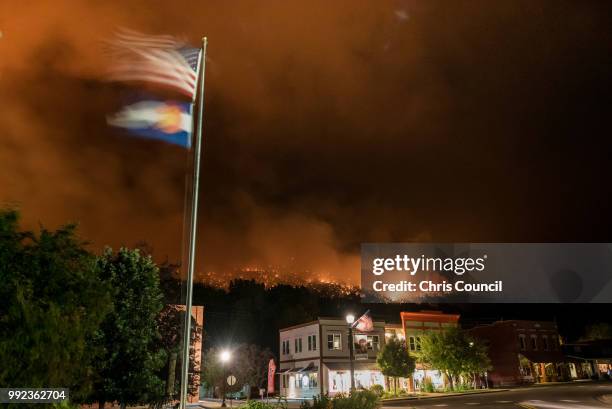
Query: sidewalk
[{"left": 198, "top": 398, "right": 304, "bottom": 409}]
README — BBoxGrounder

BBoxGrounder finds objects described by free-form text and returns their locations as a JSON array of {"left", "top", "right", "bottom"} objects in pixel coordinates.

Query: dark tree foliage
[
  {"left": 0, "top": 209, "right": 112, "bottom": 401},
  {"left": 188, "top": 279, "right": 362, "bottom": 354},
  {"left": 233, "top": 343, "right": 275, "bottom": 398},
  {"left": 90, "top": 248, "right": 166, "bottom": 408}
]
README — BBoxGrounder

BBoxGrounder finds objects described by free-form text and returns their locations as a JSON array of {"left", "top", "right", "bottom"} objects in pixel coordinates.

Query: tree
[
  {"left": 156, "top": 304, "right": 203, "bottom": 401},
  {"left": 581, "top": 323, "right": 612, "bottom": 341},
  {"left": 418, "top": 328, "right": 490, "bottom": 390},
  {"left": 90, "top": 248, "right": 166, "bottom": 408},
  {"left": 462, "top": 337, "right": 492, "bottom": 388},
  {"left": 233, "top": 344, "right": 275, "bottom": 398},
  {"left": 201, "top": 346, "right": 241, "bottom": 398},
  {"left": 0, "top": 209, "right": 112, "bottom": 401},
  {"left": 376, "top": 336, "right": 415, "bottom": 395}
]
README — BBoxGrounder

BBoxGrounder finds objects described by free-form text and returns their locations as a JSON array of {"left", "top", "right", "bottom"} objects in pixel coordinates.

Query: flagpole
[{"left": 179, "top": 36, "right": 208, "bottom": 409}]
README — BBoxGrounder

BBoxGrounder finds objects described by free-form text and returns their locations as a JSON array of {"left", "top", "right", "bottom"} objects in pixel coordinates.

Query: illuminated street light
[
  {"left": 346, "top": 314, "right": 355, "bottom": 325},
  {"left": 219, "top": 349, "right": 232, "bottom": 407},
  {"left": 220, "top": 349, "right": 231, "bottom": 363}
]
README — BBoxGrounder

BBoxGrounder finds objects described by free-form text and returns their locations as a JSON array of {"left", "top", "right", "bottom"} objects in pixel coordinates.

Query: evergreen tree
[{"left": 90, "top": 248, "right": 166, "bottom": 408}]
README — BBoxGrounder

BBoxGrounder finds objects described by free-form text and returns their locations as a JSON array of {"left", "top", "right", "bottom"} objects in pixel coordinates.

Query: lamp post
[
  {"left": 346, "top": 314, "right": 356, "bottom": 393},
  {"left": 220, "top": 349, "right": 231, "bottom": 407}
]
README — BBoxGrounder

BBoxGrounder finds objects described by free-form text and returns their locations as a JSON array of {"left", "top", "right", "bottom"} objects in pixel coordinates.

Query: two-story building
[
  {"left": 278, "top": 317, "right": 386, "bottom": 398},
  {"left": 469, "top": 320, "right": 568, "bottom": 386}
]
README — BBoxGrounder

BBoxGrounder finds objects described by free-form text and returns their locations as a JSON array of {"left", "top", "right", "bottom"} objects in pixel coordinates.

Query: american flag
[
  {"left": 352, "top": 310, "right": 374, "bottom": 332},
  {"left": 107, "top": 29, "right": 201, "bottom": 99}
]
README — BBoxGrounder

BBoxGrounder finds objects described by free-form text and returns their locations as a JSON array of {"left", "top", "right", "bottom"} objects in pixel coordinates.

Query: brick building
[{"left": 469, "top": 320, "right": 568, "bottom": 386}]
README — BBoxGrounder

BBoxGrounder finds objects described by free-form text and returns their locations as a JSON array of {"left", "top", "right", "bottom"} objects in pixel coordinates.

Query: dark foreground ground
[{"left": 382, "top": 382, "right": 612, "bottom": 409}]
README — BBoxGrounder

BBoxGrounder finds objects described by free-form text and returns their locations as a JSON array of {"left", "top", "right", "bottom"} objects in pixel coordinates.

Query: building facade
[
  {"left": 278, "top": 317, "right": 386, "bottom": 398},
  {"left": 563, "top": 339, "right": 612, "bottom": 380},
  {"left": 469, "top": 320, "right": 568, "bottom": 386}
]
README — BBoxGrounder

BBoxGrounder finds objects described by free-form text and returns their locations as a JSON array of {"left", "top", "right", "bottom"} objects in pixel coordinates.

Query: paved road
[{"left": 382, "top": 382, "right": 612, "bottom": 409}]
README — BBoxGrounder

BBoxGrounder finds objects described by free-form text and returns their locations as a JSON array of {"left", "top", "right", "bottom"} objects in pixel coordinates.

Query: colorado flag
[{"left": 107, "top": 100, "right": 192, "bottom": 148}]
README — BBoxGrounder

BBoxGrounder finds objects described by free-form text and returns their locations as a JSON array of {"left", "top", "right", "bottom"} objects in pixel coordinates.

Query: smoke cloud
[{"left": 1, "top": 1, "right": 610, "bottom": 283}]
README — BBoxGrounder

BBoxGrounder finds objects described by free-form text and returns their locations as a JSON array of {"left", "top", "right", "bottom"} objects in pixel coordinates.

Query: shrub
[
  {"left": 422, "top": 377, "right": 435, "bottom": 393},
  {"left": 369, "top": 384, "right": 384, "bottom": 397},
  {"left": 241, "top": 397, "right": 288, "bottom": 409},
  {"left": 301, "top": 391, "right": 379, "bottom": 409},
  {"left": 333, "top": 390, "right": 379, "bottom": 409},
  {"left": 300, "top": 394, "right": 332, "bottom": 409}
]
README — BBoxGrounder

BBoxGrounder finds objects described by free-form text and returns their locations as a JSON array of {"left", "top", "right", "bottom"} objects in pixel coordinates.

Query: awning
[
  {"left": 299, "top": 362, "right": 319, "bottom": 372},
  {"left": 276, "top": 367, "right": 302, "bottom": 374},
  {"left": 324, "top": 362, "right": 379, "bottom": 371},
  {"left": 519, "top": 351, "right": 566, "bottom": 364}
]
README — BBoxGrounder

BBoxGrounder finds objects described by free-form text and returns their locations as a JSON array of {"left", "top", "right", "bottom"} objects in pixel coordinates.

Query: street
[{"left": 382, "top": 383, "right": 612, "bottom": 409}]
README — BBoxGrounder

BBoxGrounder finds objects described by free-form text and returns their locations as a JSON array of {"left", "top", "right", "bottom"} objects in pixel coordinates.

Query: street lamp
[
  {"left": 346, "top": 314, "right": 356, "bottom": 393},
  {"left": 219, "top": 349, "right": 232, "bottom": 407}
]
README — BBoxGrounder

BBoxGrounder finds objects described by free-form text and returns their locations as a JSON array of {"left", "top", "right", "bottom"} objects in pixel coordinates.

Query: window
[
  {"left": 367, "top": 335, "right": 380, "bottom": 350},
  {"left": 531, "top": 335, "right": 537, "bottom": 350},
  {"left": 409, "top": 336, "right": 416, "bottom": 351},
  {"left": 542, "top": 336, "right": 549, "bottom": 351},
  {"left": 282, "top": 340, "right": 290, "bottom": 355},
  {"left": 328, "top": 333, "right": 341, "bottom": 350},
  {"left": 294, "top": 337, "right": 303, "bottom": 353},
  {"left": 308, "top": 335, "right": 317, "bottom": 351},
  {"left": 519, "top": 334, "right": 526, "bottom": 351},
  {"left": 309, "top": 373, "right": 318, "bottom": 388},
  {"left": 416, "top": 336, "right": 421, "bottom": 351}
]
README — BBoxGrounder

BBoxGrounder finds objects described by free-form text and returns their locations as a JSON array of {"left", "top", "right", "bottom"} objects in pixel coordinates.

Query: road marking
[
  {"left": 560, "top": 400, "right": 580, "bottom": 402},
  {"left": 433, "top": 405, "right": 448, "bottom": 407},
  {"left": 495, "top": 401, "right": 513, "bottom": 403},
  {"left": 465, "top": 403, "right": 480, "bottom": 405}
]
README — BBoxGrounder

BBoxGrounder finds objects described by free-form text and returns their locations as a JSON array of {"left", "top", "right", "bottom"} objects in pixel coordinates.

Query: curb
[
  {"left": 381, "top": 388, "right": 510, "bottom": 403},
  {"left": 596, "top": 394, "right": 612, "bottom": 405}
]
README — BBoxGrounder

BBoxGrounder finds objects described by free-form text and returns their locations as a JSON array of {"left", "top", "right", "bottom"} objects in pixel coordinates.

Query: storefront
[
  {"left": 412, "top": 368, "right": 445, "bottom": 390},
  {"left": 278, "top": 363, "right": 320, "bottom": 399},
  {"left": 324, "top": 362, "right": 385, "bottom": 395}
]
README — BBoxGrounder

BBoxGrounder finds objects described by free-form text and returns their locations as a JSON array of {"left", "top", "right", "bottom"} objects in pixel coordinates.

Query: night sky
[{"left": 1, "top": 1, "right": 611, "bottom": 283}]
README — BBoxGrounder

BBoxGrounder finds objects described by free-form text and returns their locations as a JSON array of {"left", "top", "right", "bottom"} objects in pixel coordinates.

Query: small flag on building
[
  {"left": 107, "top": 28, "right": 201, "bottom": 99},
  {"left": 107, "top": 100, "right": 192, "bottom": 147},
  {"left": 352, "top": 310, "right": 374, "bottom": 332}
]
